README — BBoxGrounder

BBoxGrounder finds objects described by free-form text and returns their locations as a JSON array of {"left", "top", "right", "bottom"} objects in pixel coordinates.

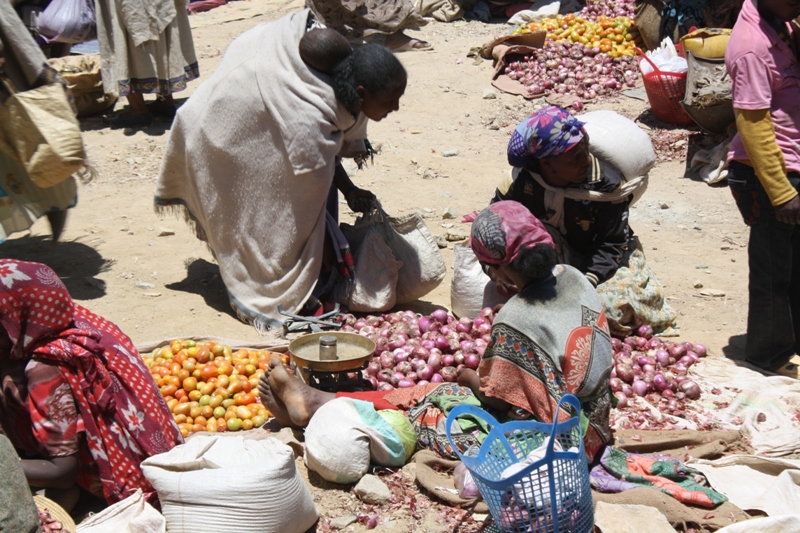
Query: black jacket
[{"left": 492, "top": 156, "right": 633, "bottom": 284}]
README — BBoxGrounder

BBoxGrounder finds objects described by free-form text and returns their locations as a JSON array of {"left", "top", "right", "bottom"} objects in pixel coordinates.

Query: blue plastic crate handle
[{"left": 445, "top": 393, "right": 583, "bottom": 461}]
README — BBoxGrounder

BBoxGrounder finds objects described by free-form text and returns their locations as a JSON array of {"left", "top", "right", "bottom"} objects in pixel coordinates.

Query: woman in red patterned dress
[{"left": 0, "top": 259, "right": 182, "bottom": 510}]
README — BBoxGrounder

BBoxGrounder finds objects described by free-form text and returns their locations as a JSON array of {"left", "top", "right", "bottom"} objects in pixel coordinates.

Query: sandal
[
  {"left": 393, "top": 38, "right": 433, "bottom": 52},
  {"left": 147, "top": 101, "right": 177, "bottom": 120}
]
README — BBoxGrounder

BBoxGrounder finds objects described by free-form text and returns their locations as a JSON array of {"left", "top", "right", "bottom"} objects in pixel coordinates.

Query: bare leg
[
  {"left": 258, "top": 371, "right": 294, "bottom": 428},
  {"left": 264, "top": 356, "right": 335, "bottom": 428},
  {"left": 124, "top": 93, "right": 149, "bottom": 116}
]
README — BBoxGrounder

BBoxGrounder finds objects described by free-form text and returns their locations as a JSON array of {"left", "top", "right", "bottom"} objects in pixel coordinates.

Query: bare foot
[
  {"left": 267, "top": 356, "right": 335, "bottom": 428},
  {"left": 258, "top": 371, "right": 294, "bottom": 428}
]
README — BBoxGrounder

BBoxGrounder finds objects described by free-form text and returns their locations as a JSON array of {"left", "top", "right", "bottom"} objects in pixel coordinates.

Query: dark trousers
[{"left": 728, "top": 161, "right": 800, "bottom": 371}]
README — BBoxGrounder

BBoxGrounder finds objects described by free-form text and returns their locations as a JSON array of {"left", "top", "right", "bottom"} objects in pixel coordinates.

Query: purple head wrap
[{"left": 507, "top": 105, "right": 586, "bottom": 167}]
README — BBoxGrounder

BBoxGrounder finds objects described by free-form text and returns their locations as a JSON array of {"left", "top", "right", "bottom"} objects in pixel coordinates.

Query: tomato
[
  {"left": 173, "top": 403, "right": 191, "bottom": 416},
  {"left": 241, "top": 380, "right": 253, "bottom": 393},
  {"left": 235, "top": 406, "right": 253, "bottom": 420},
  {"left": 241, "top": 419, "right": 254, "bottom": 431},
  {"left": 226, "top": 380, "right": 243, "bottom": 395},
  {"left": 206, "top": 419, "right": 217, "bottom": 432},
  {"left": 234, "top": 362, "right": 248, "bottom": 375},
  {"left": 182, "top": 360, "right": 196, "bottom": 372},
  {"left": 167, "top": 398, "right": 179, "bottom": 412},
  {"left": 195, "top": 347, "right": 211, "bottom": 364},
  {"left": 217, "top": 363, "right": 233, "bottom": 377},
  {"left": 189, "top": 406, "right": 202, "bottom": 419},
  {"left": 235, "top": 393, "right": 255, "bottom": 406},
  {"left": 182, "top": 377, "right": 198, "bottom": 392},
  {"left": 192, "top": 423, "right": 206, "bottom": 434},
  {"left": 188, "top": 390, "right": 202, "bottom": 402},
  {"left": 177, "top": 369, "right": 190, "bottom": 382},
  {"left": 174, "top": 389, "right": 188, "bottom": 401},
  {"left": 216, "top": 375, "right": 230, "bottom": 388},
  {"left": 211, "top": 344, "right": 224, "bottom": 357},
  {"left": 194, "top": 415, "right": 207, "bottom": 426},
  {"left": 199, "top": 364, "right": 218, "bottom": 382},
  {"left": 173, "top": 352, "right": 187, "bottom": 365},
  {"left": 208, "top": 395, "right": 224, "bottom": 408},
  {"left": 198, "top": 382, "right": 215, "bottom": 396},
  {"left": 227, "top": 418, "right": 242, "bottom": 431},
  {"left": 251, "top": 415, "right": 266, "bottom": 428},
  {"left": 161, "top": 384, "right": 178, "bottom": 397},
  {"left": 173, "top": 413, "right": 187, "bottom": 424},
  {"left": 159, "top": 347, "right": 174, "bottom": 359},
  {"left": 258, "top": 360, "right": 270, "bottom": 372},
  {"left": 213, "top": 406, "right": 226, "bottom": 419},
  {"left": 216, "top": 418, "right": 228, "bottom": 432},
  {"left": 201, "top": 405, "right": 214, "bottom": 419}
]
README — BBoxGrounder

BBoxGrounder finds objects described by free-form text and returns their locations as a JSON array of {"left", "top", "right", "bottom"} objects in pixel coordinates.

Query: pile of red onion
[
  {"left": 611, "top": 325, "right": 708, "bottom": 422},
  {"left": 579, "top": 0, "right": 635, "bottom": 19},
  {"left": 339, "top": 308, "right": 494, "bottom": 391},
  {"left": 504, "top": 41, "right": 638, "bottom": 100}
]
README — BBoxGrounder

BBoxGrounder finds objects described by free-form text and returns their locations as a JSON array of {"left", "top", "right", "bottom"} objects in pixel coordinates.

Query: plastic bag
[
  {"left": 639, "top": 37, "right": 688, "bottom": 75},
  {"left": 454, "top": 462, "right": 481, "bottom": 500},
  {"left": 36, "top": 0, "right": 96, "bottom": 44}
]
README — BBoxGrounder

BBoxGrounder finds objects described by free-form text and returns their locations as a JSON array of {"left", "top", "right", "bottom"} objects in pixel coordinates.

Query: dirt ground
[{"left": 1, "top": 1, "right": 753, "bottom": 530}]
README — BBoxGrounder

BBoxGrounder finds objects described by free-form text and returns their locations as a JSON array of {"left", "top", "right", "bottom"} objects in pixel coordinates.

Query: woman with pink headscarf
[{"left": 257, "top": 202, "right": 613, "bottom": 461}]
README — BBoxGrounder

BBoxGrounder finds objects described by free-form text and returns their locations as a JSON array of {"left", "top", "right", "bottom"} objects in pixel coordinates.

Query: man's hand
[
  {"left": 345, "top": 187, "right": 376, "bottom": 213},
  {"left": 775, "top": 195, "right": 800, "bottom": 225}
]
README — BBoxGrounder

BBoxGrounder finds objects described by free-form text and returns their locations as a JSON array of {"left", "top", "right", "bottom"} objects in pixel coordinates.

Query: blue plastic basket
[{"left": 446, "top": 395, "right": 593, "bottom": 533}]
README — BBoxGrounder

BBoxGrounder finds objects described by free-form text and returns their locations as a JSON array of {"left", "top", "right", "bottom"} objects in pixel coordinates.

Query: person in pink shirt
[{"left": 726, "top": 0, "right": 800, "bottom": 377}]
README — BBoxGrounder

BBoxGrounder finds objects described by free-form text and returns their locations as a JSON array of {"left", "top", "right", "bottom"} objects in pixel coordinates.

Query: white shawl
[
  {"left": 155, "top": 10, "right": 367, "bottom": 330},
  {"left": 511, "top": 163, "right": 648, "bottom": 233}
]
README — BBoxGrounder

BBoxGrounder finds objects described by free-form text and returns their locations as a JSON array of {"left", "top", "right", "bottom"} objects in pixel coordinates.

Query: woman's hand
[{"left": 345, "top": 187, "right": 376, "bottom": 213}]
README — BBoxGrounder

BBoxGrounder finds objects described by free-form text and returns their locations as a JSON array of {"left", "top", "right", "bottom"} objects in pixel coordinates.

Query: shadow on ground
[
  {"left": 0, "top": 236, "right": 111, "bottom": 299},
  {"left": 165, "top": 257, "right": 237, "bottom": 318}
]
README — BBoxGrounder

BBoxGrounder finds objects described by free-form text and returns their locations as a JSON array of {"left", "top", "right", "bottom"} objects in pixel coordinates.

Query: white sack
[
  {"left": 141, "top": 435, "right": 318, "bottom": 533},
  {"left": 691, "top": 455, "right": 800, "bottom": 517},
  {"left": 450, "top": 241, "right": 508, "bottom": 319},
  {"left": 76, "top": 489, "right": 164, "bottom": 533},
  {"left": 347, "top": 228, "right": 403, "bottom": 312},
  {"left": 580, "top": 110, "right": 656, "bottom": 182},
  {"left": 714, "top": 516, "right": 800, "bottom": 533}
]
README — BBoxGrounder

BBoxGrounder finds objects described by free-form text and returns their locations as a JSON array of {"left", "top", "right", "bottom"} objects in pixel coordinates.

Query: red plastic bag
[{"left": 36, "top": 0, "right": 96, "bottom": 44}]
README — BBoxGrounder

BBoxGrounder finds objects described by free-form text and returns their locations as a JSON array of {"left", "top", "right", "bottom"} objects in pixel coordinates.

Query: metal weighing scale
[{"left": 287, "top": 332, "right": 376, "bottom": 393}]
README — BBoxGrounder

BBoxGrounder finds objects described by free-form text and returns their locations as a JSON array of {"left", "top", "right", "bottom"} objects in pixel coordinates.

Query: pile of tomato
[
  {"left": 143, "top": 339, "right": 287, "bottom": 437},
  {"left": 513, "top": 14, "right": 641, "bottom": 57}
]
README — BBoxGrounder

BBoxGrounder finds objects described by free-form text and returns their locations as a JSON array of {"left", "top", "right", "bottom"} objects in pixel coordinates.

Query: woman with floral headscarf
[
  {"left": 494, "top": 105, "right": 675, "bottom": 336},
  {"left": 256, "top": 202, "right": 614, "bottom": 461},
  {"left": 0, "top": 259, "right": 182, "bottom": 510}
]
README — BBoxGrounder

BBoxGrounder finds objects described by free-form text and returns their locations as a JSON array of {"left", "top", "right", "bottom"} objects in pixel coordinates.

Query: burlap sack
[
  {"left": 614, "top": 429, "right": 747, "bottom": 460},
  {"left": 48, "top": 55, "right": 117, "bottom": 117}
]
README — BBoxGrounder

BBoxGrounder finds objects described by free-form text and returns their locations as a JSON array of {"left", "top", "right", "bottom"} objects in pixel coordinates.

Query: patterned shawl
[{"left": 0, "top": 259, "right": 182, "bottom": 503}]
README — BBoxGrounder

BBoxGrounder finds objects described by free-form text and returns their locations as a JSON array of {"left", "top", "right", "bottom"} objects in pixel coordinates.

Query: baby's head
[{"left": 300, "top": 28, "right": 352, "bottom": 74}]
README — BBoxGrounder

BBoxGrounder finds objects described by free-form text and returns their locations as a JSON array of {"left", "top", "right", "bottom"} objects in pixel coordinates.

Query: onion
[
  {"left": 366, "top": 361, "right": 380, "bottom": 377},
  {"left": 417, "top": 380, "right": 430, "bottom": 386},
  {"left": 377, "top": 369, "right": 394, "bottom": 383},
  {"left": 418, "top": 365, "right": 434, "bottom": 381},
  {"left": 440, "top": 366, "right": 458, "bottom": 382},
  {"left": 367, "top": 376, "right": 379, "bottom": 390},
  {"left": 637, "top": 325, "right": 653, "bottom": 339},
  {"left": 428, "top": 352, "right": 443, "bottom": 372},
  {"left": 653, "top": 373, "right": 669, "bottom": 391},
  {"left": 611, "top": 338, "right": 622, "bottom": 351},
  {"left": 453, "top": 352, "right": 465, "bottom": 366},
  {"left": 460, "top": 340, "right": 475, "bottom": 353},
  {"left": 430, "top": 373, "right": 444, "bottom": 383},
  {"left": 412, "top": 358, "right": 427, "bottom": 372},
  {"left": 380, "top": 351, "right": 394, "bottom": 369},
  {"left": 655, "top": 349, "right": 669, "bottom": 367},
  {"left": 418, "top": 316, "right": 432, "bottom": 333},
  {"left": 434, "top": 336, "right": 449, "bottom": 351},
  {"left": 631, "top": 380, "right": 648, "bottom": 396},
  {"left": 442, "top": 354, "right": 455, "bottom": 367},
  {"left": 393, "top": 349, "right": 409, "bottom": 363},
  {"left": 615, "top": 363, "right": 634, "bottom": 382},
  {"left": 392, "top": 371, "right": 406, "bottom": 384},
  {"left": 609, "top": 377, "right": 623, "bottom": 393},
  {"left": 679, "top": 380, "right": 701, "bottom": 400},
  {"left": 464, "top": 353, "right": 480, "bottom": 369},
  {"left": 693, "top": 344, "right": 707, "bottom": 357},
  {"left": 412, "top": 347, "right": 430, "bottom": 361},
  {"left": 378, "top": 382, "right": 395, "bottom": 391},
  {"left": 354, "top": 318, "right": 368, "bottom": 330},
  {"left": 432, "top": 309, "right": 448, "bottom": 323},
  {"left": 614, "top": 391, "right": 629, "bottom": 408},
  {"left": 398, "top": 379, "right": 415, "bottom": 388},
  {"left": 395, "top": 361, "right": 412, "bottom": 375},
  {"left": 421, "top": 340, "right": 435, "bottom": 351}
]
